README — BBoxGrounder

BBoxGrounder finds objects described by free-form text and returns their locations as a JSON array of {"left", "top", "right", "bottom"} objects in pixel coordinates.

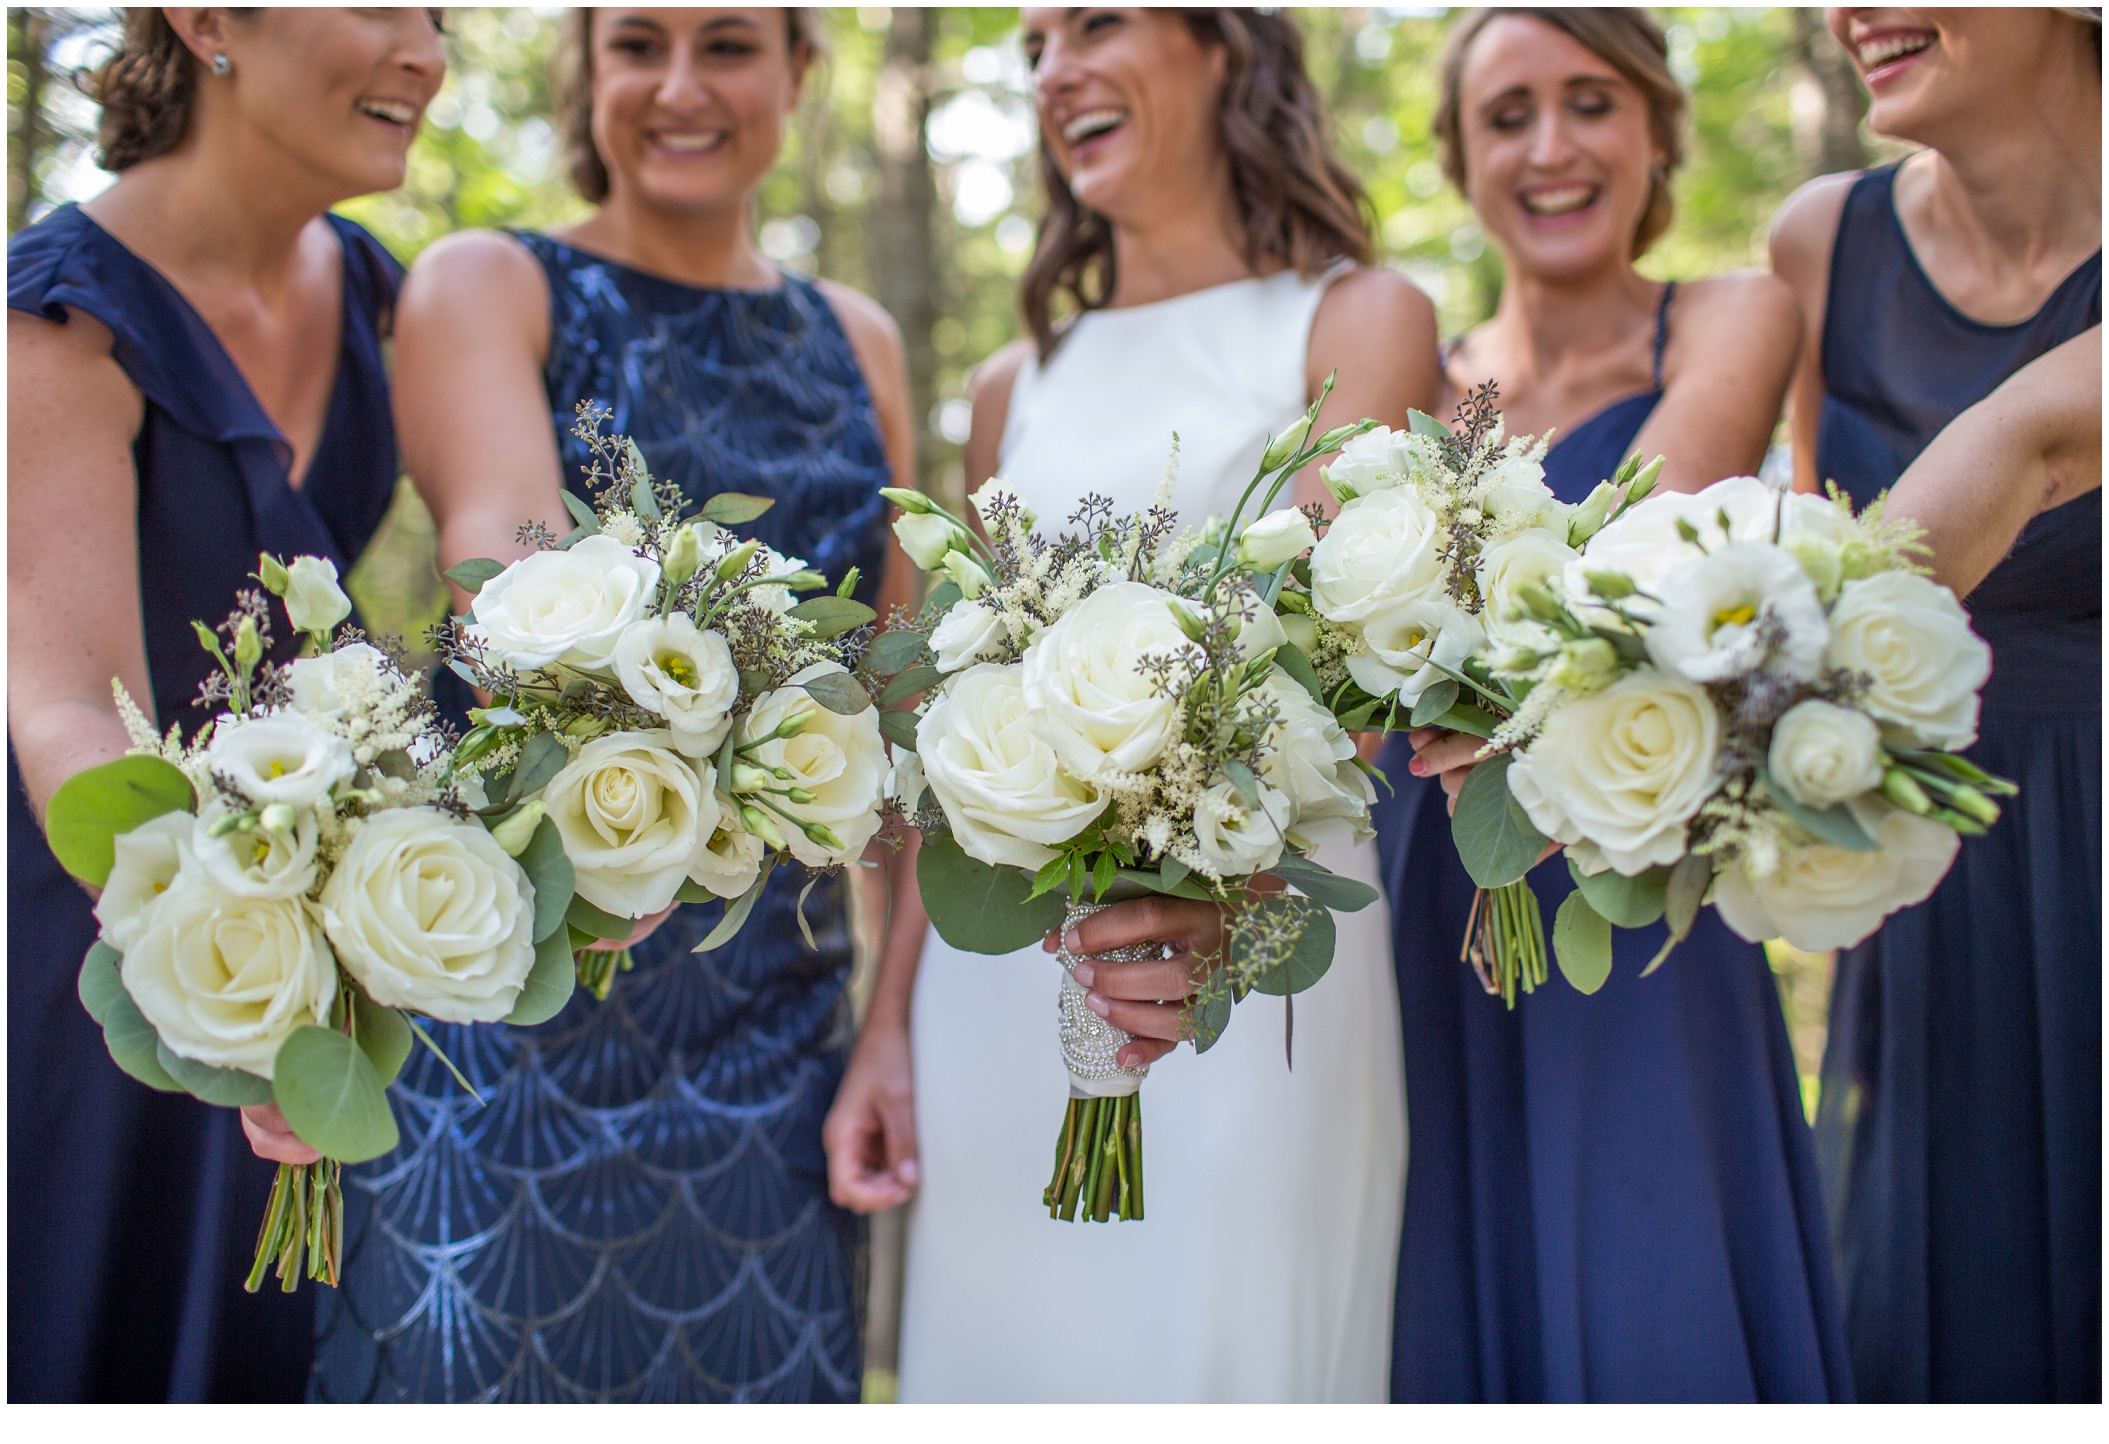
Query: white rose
[
  {"left": 1769, "top": 699, "right": 1885, "bottom": 810},
  {"left": 207, "top": 712, "right": 355, "bottom": 809},
  {"left": 1236, "top": 508, "right": 1317, "bottom": 571},
  {"left": 1309, "top": 488, "right": 1450, "bottom": 625},
  {"left": 918, "top": 662, "right": 1103, "bottom": 870},
  {"left": 1346, "top": 597, "right": 1485, "bottom": 707},
  {"left": 612, "top": 613, "right": 740, "bottom": 757},
  {"left": 1477, "top": 456, "right": 1565, "bottom": 528},
  {"left": 1318, "top": 425, "right": 1416, "bottom": 502},
  {"left": 1476, "top": 527, "right": 1578, "bottom": 648},
  {"left": 929, "top": 599, "right": 1008, "bottom": 672},
  {"left": 1258, "top": 670, "right": 1373, "bottom": 849},
  {"left": 1507, "top": 671, "right": 1721, "bottom": 876},
  {"left": 1824, "top": 570, "right": 1990, "bottom": 749},
  {"left": 1022, "top": 581, "right": 1190, "bottom": 781},
  {"left": 544, "top": 730, "right": 711, "bottom": 917},
  {"left": 689, "top": 791, "right": 766, "bottom": 899},
  {"left": 285, "top": 642, "right": 387, "bottom": 721},
  {"left": 1715, "top": 797, "right": 1959, "bottom": 951},
  {"left": 740, "top": 664, "right": 888, "bottom": 867},
  {"left": 192, "top": 798, "right": 320, "bottom": 900},
  {"left": 320, "top": 808, "right": 537, "bottom": 1024},
  {"left": 1645, "top": 542, "right": 1829, "bottom": 683},
  {"left": 94, "top": 812, "right": 194, "bottom": 952},
  {"left": 121, "top": 874, "right": 336, "bottom": 1078},
  {"left": 283, "top": 555, "right": 352, "bottom": 636},
  {"left": 1190, "top": 777, "right": 1291, "bottom": 879},
  {"left": 894, "top": 511, "right": 969, "bottom": 570},
  {"left": 466, "top": 534, "right": 661, "bottom": 671}
]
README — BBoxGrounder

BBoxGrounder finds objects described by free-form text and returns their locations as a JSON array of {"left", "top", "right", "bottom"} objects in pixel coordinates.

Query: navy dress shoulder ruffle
[
  {"left": 7, "top": 203, "right": 403, "bottom": 1401},
  {"left": 312, "top": 234, "right": 889, "bottom": 1403},
  {"left": 1375, "top": 282, "right": 1854, "bottom": 1401},
  {"left": 1814, "top": 165, "right": 2100, "bottom": 1403}
]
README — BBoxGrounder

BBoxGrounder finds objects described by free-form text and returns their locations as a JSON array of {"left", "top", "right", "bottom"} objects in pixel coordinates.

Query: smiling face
[
  {"left": 586, "top": 8, "right": 807, "bottom": 216},
  {"left": 1452, "top": 14, "right": 1662, "bottom": 282},
  {"left": 1021, "top": 7, "right": 1227, "bottom": 226},
  {"left": 1826, "top": 7, "right": 2089, "bottom": 144}
]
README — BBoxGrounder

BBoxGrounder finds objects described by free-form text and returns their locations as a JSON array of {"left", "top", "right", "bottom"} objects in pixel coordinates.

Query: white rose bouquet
[
  {"left": 48, "top": 560, "right": 577, "bottom": 1295},
  {"left": 1438, "top": 470, "right": 2010, "bottom": 1003},
  {"left": 867, "top": 381, "right": 1384, "bottom": 1223},
  {"left": 433, "top": 405, "right": 885, "bottom": 997}
]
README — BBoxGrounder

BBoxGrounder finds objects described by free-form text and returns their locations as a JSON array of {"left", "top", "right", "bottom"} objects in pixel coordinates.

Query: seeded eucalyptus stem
[{"left": 1042, "top": 1093, "right": 1143, "bottom": 1223}]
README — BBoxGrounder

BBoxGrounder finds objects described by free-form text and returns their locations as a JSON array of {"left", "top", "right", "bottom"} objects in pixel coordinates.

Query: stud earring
[{"left": 210, "top": 52, "right": 231, "bottom": 76}]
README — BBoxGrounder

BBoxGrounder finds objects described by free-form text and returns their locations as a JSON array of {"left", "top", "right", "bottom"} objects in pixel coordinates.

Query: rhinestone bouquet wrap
[{"left": 1045, "top": 903, "right": 1150, "bottom": 1220}]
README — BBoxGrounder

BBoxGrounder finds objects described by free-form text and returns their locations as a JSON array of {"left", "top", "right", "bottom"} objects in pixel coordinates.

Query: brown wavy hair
[
  {"left": 552, "top": 7, "right": 828, "bottom": 204},
  {"left": 1434, "top": 8, "right": 1686, "bottom": 259},
  {"left": 1021, "top": 9, "right": 1373, "bottom": 360},
  {"left": 82, "top": 8, "right": 257, "bottom": 171}
]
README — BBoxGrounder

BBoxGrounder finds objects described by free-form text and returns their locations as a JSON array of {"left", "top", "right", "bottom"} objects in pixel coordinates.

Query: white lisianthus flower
[
  {"left": 1769, "top": 699, "right": 1885, "bottom": 810},
  {"left": 1645, "top": 542, "right": 1829, "bottom": 683},
  {"left": 1477, "top": 456, "right": 1566, "bottom": 528},
  {"left": 969, "top": 478, "right": 1036, "bottom": 531},
  {"left": 1318, "top": 425, "right": 1415, "bottom": 502},
  {"left": 122, "top": 875, "right": 336, "bottom": 1078},
  {"left": 208, "top": 712, "right": 355, "bottom": 808},
  {"left": 612, "top": 613, "right": 741, "bottom": 757},
  {"left": 1714, "top": 797, "right": 1959, "bottom": 951},
  {"left": 1572, "top": 474, "right": 1780, "bottom": 596},
  {"left": 94, "top": 812, "right": 195, "bottom": 952},
  {"left": 1476, "top": 527, "right": 1579, "bottom": 647},
  {"left": 192, "top": 798, "right": 320, "bottom": 900},
  {"left": 1346, "top": 597, "right": 1485, "bottom": 707},
  {"left": 1236, "top": 508, "right": 1317, "bottom": 570},
  {"left": 918, "top": 662, "right": 1102, "bottom": 870},
  {"left": 894, "top": 511, "right": 969, "bottom": 570},
  {"left": 1190, "top": 777, "right": 1291, "bottom": 879},
  {"left": 1824, "top": 570, "right": 1991, "bottom": 749},
  {"left": 888, "top": 749, "right": 928, "bottom": 813},
  {"left": 1258, "top": 670, "right": 1373, "bottom": 849},
  {"left": 740, "top": 664, "right": 888, "bottom": 867},
  {"left": 1309, "top": 488, "right": 1450, "bottom": 626},
  {"left": 746, "top": 544, "right": 812, "bottom": 616},
  {"left": 320, "top": 808, "right": 537, "bottom": 1024},
  {"left": 929, "top": 598, "right": 1008, "bottom": 672},
  {"left": 283, "top": 555, "right": 353, "bottom": 636},
  {"left": 467, "top": 534, "right": 661, "bottom": 671},
  {"left": 1507, "top": 671, "right": 1721, "bottom": 875},
  {"left": 1022, "top": 581, "right": 1191, "bottom": 780},
  {"left": 285, "top": 642, "right": 388, "bottom": 721},
  {"left": 688, "top": 792, "right": 766, "bottom": 899},
  {"left": 544, "top": 730, "right": 711, "bottom": 917}
]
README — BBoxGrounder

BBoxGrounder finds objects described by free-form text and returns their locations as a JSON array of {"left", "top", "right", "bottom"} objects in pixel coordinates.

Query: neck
[
  {"left": 1482, "top": 253, "right": 1657, "bottom": 386},
  {"left": 1104, "top": 167, "right": 1255, "bottom": 308},
  {"left": 83, "top": 135, "right": 337, "bottom": 296},
  {"left": 560, "top": 188, "right": 779, "bottom": 290},
  {"left": 1914, "top": 63, "right": 2102, "bottom": 264}
]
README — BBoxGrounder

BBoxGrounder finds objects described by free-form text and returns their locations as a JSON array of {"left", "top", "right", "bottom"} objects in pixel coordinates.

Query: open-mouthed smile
[
  {"left": 1518, "top": 183, "right": 1601, "bottom": 220},
  {"left": 1854, "top": 28, "right": 1936, "bottom": 87}
]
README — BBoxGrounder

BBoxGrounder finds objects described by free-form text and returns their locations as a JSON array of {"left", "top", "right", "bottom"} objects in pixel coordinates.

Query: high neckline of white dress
[{"left": 1083, "top": 270, "right": 1296, "bottom": 321}]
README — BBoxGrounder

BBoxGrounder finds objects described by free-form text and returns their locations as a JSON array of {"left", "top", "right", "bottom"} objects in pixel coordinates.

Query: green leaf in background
[
  {"left": 693, "top": 857, "right": 777, "bottom": 953},
  {"left": 878, "top": 665, "right": 943, "bottom": 707},
  {"left": 78, "top": 941, "right": 125, "bottom": 1026},
  {"left": 567, "top": 893, "right": 631, "bottom": 942},
  {"left": 101, "top": 990, "right": 183, "bottom": 1093},
  {"left": 924, "top": 580, "right": 963, "bottom": 613},
  {"left": 917, "top": 832, "right": 1067, "bottom": 955},
  {"left": 505, "top": 925, "right": 578, "bottom": 1026},
  {"left": 866, "top": 630, "right": 931, "bottom": 676},
  {"left": 699, "top": 492, "right": 774, "bottom": 525},
  {"left": 1273, "top": 642, "right": 1325, "bottom": 706},
  {"left": 628, "top": 475, "right": 662, "bottom": 523},
  {"left": 878, "top": 709, "right": 921, "bottom": 751},
  {"left": 1409, "top": 677, "right": 1460, "bottom": 728},
  {"left": 1758, "top": 766, "right": 1878, "bottom": 851},
  {"left": 739, "top": 667, "right": 772, "bottom": 697},
  {"left": 802, "top": 669, "right": 873, "bottom": 715},
  {"left": 1191, "top": 987, "right": 1233, "bottom": 1054},
  {"left": 789, "top": 596, "right": 877, "bottom": 640},
  {"left": 1552, "top": 890, "right": 1614, "bottom": 994},
  {"left": 46, "top": 755, "right": 196, "bottom": 888},
  {"left": 442, "top": 557, "right": 506, "bottom": 593},
  {"left": 559, "top": 490, "right": 601, "bottom": 533},
  {"left": 1567, "top": 857, "right": 1669, "bottom": 928},
  {"left": 351, "top": 987, "right": 413, "bottom": 1087},
  {"left": 1266, "top": 853, "right": 1380, "bottom": 913},
  {"left": 273, "top": 1025, "right": 399, "bottom": 1163},
  {"left": 1451, "top": 753, "right": 1547, "bottom": 889},
  {"left": 1244, "top": 899, "right": 1338, "bottom": 997},
  {"left": 156, "top": 1041, "right": 274, "bottom": 1106},
  {"left": 675, "top": 878, "right": 718, "bottom": 905},
  {"left": 516, "top": 816, "right": 575, "bottom": 942}
]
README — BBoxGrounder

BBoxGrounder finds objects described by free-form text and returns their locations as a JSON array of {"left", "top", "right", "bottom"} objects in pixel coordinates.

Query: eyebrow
[{"left": 1479, "top": 71, "right": 1628, "bottom": 106}]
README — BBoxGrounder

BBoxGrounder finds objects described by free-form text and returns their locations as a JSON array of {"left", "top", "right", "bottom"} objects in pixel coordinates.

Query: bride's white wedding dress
[{"left": 896, "top": 270, "right": 1408, "bottom": 1403}]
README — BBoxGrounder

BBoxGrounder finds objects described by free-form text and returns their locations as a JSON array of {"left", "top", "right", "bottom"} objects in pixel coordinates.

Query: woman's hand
[
  {"left": 1407, "top": 726, "right": 1484, "bottom": 814},
  {"left": 1043, "top": 896, "right": 1228, "bottom": 1069},
  {"left": 241, "top": 1103, "right": 321, "bottom": 1166},
  {"left": 585, "top": 902, "right": 677, "bottom": 952},
  {"left": 822, "top": 1015, "right": 920, "bottom": 1214}
]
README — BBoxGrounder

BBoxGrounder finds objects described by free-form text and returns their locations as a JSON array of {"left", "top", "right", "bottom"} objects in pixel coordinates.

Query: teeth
[
  {"left": 1857, "top": 33, "right": 1932, "bottom": 67},
  {"left": 1521, "top": 185, "right": 1597, "bottom": 217},
  {"left": 1062, "top": 109, "right": 1125, "bottom": 145},
  {"left": 654, "top": 131, "right": 727, "bottom": 154},
  {"left": 359, "top": 99, "right": 416, "bottom": 125}
]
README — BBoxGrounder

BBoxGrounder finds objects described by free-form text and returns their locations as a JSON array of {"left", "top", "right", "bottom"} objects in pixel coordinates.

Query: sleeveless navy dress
[
  {"left": 1813, "top": 166, "right": 2101, "bottom": 1402},
  {"left": 7, "top": 205, "right": 403, "bottom": 1400},
  {"left": 1374, "top": 284, "right": 1853, "bottom": 1401},
  {"left": 312, "top": 234, "right": 888, "bottom": 1403}
]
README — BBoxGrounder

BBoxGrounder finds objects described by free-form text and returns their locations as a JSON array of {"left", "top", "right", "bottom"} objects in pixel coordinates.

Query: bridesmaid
[
  {"left": 6, "top": 9, "right": 442, "bottom": 1400},
  {"left": 1770, "top": 6, "right": 2100, "bottom": 1402},
  {"left": 1389, "top": 10, "right": 1850, "bottom": 1401},
  {"left": 290, "top": 8, "right": 923, "bottom": 1402}
]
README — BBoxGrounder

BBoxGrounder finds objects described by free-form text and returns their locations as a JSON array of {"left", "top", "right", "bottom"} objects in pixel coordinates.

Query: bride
[{"left": 824, "top": 8, "right": 1438, "bottom": 1401}]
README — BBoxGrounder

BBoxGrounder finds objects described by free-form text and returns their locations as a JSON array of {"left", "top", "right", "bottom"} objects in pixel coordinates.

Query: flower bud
[
  {"left": 487, "top": 798, "right": 545, "bottom": 857},
  {"left": 1582, "top": 569, "right": 1636, "bottom": 601},
  {"left": 283, "top": 555, "right": 352, "bottom": 637},
  {"left": 661, "top": 522, "right": 705, "bottom": 587},
  {"left": 1236, "top": 509, "right": 1318, "bottom": 571},
  {"left": 234, "top": 616, "right": 262, "bottom": 673},
  {"left": 207, "top": 808, "right": 253, "bottom": 838},
  {"left": 1259, "top": 416, "right": 1312, "bottom": 473},
  {"left": 1165, "top": 597, "right": 1209, "bottom": 643},
  {"left": 1947, "top": 783, "right": 2000, "bottom": 827},
  {"left": 801, "top": 821, "right": 847, "bottom": 852},
  {"left": 1881, "top": 766, "right": 1933, "bottom": 815},
  {"left": 774, "top": 701, "right": 818, "bottom": 740},
  {"left": 731, "top": 762, "right": 773, "bottom": 793},
  {"left": 1547, "top": 637, "right": 1619, "bottom": 693},
  {"left": 1310, "top": 421, "right": 1364, "bottom": 455},
  {"left": 879, "top": 486, "right": 936, "bottom": 515},
  {"left": 1566, "top": 480, "right": 1619, "bottom": 547},
  {"left": 715, "top": 537, "right": 762, "bottom": 582},
  {"left": 1625, "top": 456, "right": 1664, "bottom": 506},
  {"left": 739, "top": 803, "right": 787, "bottom": 851},
  {"left": 895, "top": 512, "right": 969, "bottom": 570},
  {"left": 786, "top": 787, "right": 817, "bottom": 805},
  {"left": 257, "top": 553, "right": 290, "bottom": 595},
  {"left": 1515, "top": 582, "right": 1568, "bottom": 626},
  {"left": 1279, "top": 611, "right": 1319, "bottom": 655},
  {"left": 259, "top": 802, "right": 297, "bottom": 835},
  {"left": 940, "top": 550, "right": 989, "bottom": 600}
]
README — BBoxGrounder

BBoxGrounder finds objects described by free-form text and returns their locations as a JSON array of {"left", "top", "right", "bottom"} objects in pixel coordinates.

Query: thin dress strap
[{"left": 1651, "top": 279, "right": 1677, "bottom": 391}]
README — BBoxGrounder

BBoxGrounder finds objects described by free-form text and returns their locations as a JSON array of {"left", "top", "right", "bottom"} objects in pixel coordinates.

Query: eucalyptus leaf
[
  {"left": 352, "top": 987, "right": 414, "bottom": 1087},
  {"left": 1159, "top": 855, "right": 1191, "bottom": 894},
  {"left": 1244, "top": 899, "right": 1338, "bottom": 997},
  {"left": 559, "top": 490, "right": 600, "bottom": 534},
  {"left": 1407, "top": 409, "right": 1450, "bottom": 438},
  {"left": 78, "top": 941, "right": 125, "bottom": 1026},
  {"left": 1273, "top": 642, "right": 1325, "bottom": 706},
  {"left": 1566, "top": 857, "right": 1668, "bottom": 928},
  {"left": 1266, "top": 853, "right": 1379, "bottom": 913},
  {"left": 46, "top": 755, "right": 197, "bottom": 888},
  {"left": 272, "top": 1025, "right": 399, "bottom": 1164},
  {"left": 878, "top": 665, "right": 943, "bottom": 707},
  {"left": 1643, "top": 852, "right": 1713, "bottom": 977},
  {"left": 789, "top": 596, "right": 877, "bottom": 640},
  {"left": 101, "top": 990, "right": 183, "bottom": 1092},
  {"left": 1758, "top": 766, "right": 1878, "bottom": 851},
  {"left": 918, "top": 832, "right": 1067, "bottom": 955},
  {"left": 1191, "top": 988, "right": 1233, "bottom": 1054},
  {"left": 629, "top": 475, "right": 662, "bottom": 523},
  {"left": 1102, "top": 866, "right": 1212, "bottom": 902},
  {"left": 1409, "top": 678, "right": 1461, "bottom": 728},
  {"left": 1428, "top": 702, "right": 1498, "bottom": 740},
  {"left": 867, "top": 630, "right": 931, "bottom": 676},
  {"left": 505, "top": 731, "right": 570, "bottom": 808},
  {"left": 372, "top": 748, "right": 417, "bottom": 782},
  {"left": 517, "top": 817, "right": 575, "bottom": 943},
  {"left": 878, "top": 709, "right": 921, "bottom": 751},
  {"left": 675, "top": 878, "right": 718, "bottom": 905},
  {"left": 506, "top": 926, "right": 578, "bottom": 1026},
  {"left": 1552, "top": 890, "right": 1614, "bottom": 993},
  {"left": 1223, "top": 759, "right": 1261, "bottom": 809},
  {"left": 699, "top": 492, "right": 774, "bottom": 525},
  {"left": 739, "top": 668, "right": 772, "bottom": 697},
  {"left": 442, "top": 557, "right": 506, "bottom": 594},
  {"left": 802, "top": 669, "right": 872, "bottom": 715},
  {"left": 567, "top": 894, "right": 631, "bottom": 942},
  {"left": 157, "top": 1041, "right": 274, "bottom": 1106},
  {"left": 1451, "top": 753, "right": 1547, "bottom": 889},
  {"left": 693, "top": 857, "right": 777, "bottom": 953}
]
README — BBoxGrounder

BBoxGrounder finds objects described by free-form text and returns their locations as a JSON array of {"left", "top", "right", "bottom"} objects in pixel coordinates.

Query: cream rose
[
  {"left": 612, "top": 613, "right": 740, "bottom": 757},
  {"left": 1824, "top": 570, "right": 1990, "bottom": 749},
  {"left": 1477, "top": 456, "right": 1565, "bottom": 528},
  {"left": 192, "top": 798, "right": 320, "bottom": 900},
  {"left": 121, "top": 874, "right": 336, "bottom": 1078},
  {"left": 284, "top": 555, "right": 353, "bottom": 636},
  {"left": 544, "top": 729, "right": 711, "bottom": 916},
  {"left": 1190, "top": 777, "right": 1291, "bottom": 879},
  {"left": 929, "top": 598, "right": 1009, "bottom": 672},
  {"left": 1769, "top": 699, "right": 1885, "bottom": 810},
  {"left": 320, "top": 808, "right": 538, "bottom": 1024},
  {"left": 1258, "top": 670, "right": 1373, "bottom": 849},
  {"left": 739, "top": 664, "right": 888, "bottom": 867},
  {"left": 95, "top": 811, "right": 195, "bottom": 952},
  {"left": 285, "top": 642, "right": 388, "bottom": 721},
  {"left": 1022, "top": 581, "right": 1191, "bottom": 781},
  {"left": 1309, "top": 488, "right": 1450, "bottom": 626},
  {"left": 1507, "top": 671, "right": 1721, "bottom": 876},
  {"left": 1714, "top": 797, "right": 1959, "bottom": 951},
  {"left": 467, "top": 534, "right": 661, "bottom": 671},
  {"left": 207, "top": 712, "right": 355, "bottom": 809},
  {"left": 917, "top": 662, "right": 1103, "bottom": 870},
  {"left": 1645, "top": 542, "right": 1829, "bottom": 683}
]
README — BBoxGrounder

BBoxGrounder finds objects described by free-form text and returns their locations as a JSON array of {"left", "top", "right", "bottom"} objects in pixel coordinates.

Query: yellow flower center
[
  {"left": 253, "top": 837, "right": 271, "bottom": 864},
  {"left": 657, "top": 651, "right": 698, "bottom": 689},
  {"left": 268, "top": 760, "right": 289, "bottom": 779},
  {"left": 1712, "top": 603, "right": 1757, "bottom": 632}
]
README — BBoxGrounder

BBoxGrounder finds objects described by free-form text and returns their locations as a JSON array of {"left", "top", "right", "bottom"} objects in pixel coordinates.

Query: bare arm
[
  {"left": 7, "top": 308, "right": 151, "bottom": 823},
  {"left": 1632, "top": 270, "right": 1802, "bottom": 494},
  {"left": 1770, "top": 173, "right": 1857, "bottom": 495},
  {"left": 1884, "top": 327, "right": 2102, "bottom": 598},
  {"left": 962, "top": 338, "right": 1033, "bottom": 492},
  {"left": 1301, "top": 267, "right": 1441, "bottom": 513}
]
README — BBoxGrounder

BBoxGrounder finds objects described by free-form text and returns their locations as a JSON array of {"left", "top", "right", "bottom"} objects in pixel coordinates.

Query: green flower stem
[
  {"left": 574, "top": 945, "right": 632, "bottom": 1001},
  {"left": 246, "top": 1159, "right": 343, "bottom": 1294},
  {"left": 1043, "top": 1094, "right": 1144, "bottom": 1223}
]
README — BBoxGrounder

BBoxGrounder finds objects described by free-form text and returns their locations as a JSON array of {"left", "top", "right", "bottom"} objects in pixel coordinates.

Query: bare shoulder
[
  {"left": 8, "top": 304, "right": 137, "bottom": 415},
  {"left": 814, "top": 279, "right": 906, "bottom": 366},
  {"left": 971, "top": 337, "right": 1035, "bottom": 412},
  {"left": 1313, "top": 264, "right": 1437, "bottom": 340},
  {"left": 1769, "top": 171, "right": 1860, "bottom": 278},
  {"left": 399, "top": 229, "right": 548, "bottom": 319},
  {"left": 1674, "top": 269, "right": 1800, "bottom": 336}
]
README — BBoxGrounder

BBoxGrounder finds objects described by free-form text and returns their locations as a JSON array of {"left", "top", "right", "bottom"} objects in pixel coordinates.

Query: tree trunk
[
  {"left": 1796, "top": 8, "right": 1869, "bottom": 178},
  {"left": 9, "top": 8, "right": 53, "bottom": 233},
  {"left": 870, "top": 7, "right": 938, "bottom": 497}
]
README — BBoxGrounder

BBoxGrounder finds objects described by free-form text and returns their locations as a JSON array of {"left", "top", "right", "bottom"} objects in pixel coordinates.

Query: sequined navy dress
[{"left": 311, "top": 234, "right": 889, "bottom": 1403}]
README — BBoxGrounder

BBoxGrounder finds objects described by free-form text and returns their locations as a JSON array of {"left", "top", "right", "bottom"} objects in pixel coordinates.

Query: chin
[{"left": 1508, "top": 234, "right": 1623, "bottom": 284}]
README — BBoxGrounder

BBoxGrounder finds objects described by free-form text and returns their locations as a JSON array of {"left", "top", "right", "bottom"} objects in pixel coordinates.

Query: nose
[
  {"left": 1033, "top": 33, "right": 1082, "bottom": 107},
  {"left": 391, "top": 10, "right": 446, "bottom": 88},
  {"left": 655, "top": 39, "right": 711, "bottom": 111},
  {"left": 1526, "top": 108, "right": 1578, "bottom": 171}
]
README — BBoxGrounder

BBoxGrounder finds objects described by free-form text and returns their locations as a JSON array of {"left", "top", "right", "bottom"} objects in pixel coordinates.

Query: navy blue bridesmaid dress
[
  {"left": 1375, "top": 283, "right": 1853, "bottom": 1401},
  {"left": 1812, "top": 165, "right": 2100, "bottom": 1402},
  {"left": 311, "top": 234, "right": 888, "bottom": 1402},
  {"left": 7, "top": 204, "right": 404, "bottom": 1400}
]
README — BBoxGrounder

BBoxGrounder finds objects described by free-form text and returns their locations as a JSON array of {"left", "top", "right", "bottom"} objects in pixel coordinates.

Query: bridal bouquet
[
  {"left": 434, "top": 406, "right": 887, "bottom": 996},
  {"left": 49, "top": 557, "right": 574, "bottom": 1293},
  {"left": 871, "top": 385, "right": 1381, "bottom": 1222}
]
